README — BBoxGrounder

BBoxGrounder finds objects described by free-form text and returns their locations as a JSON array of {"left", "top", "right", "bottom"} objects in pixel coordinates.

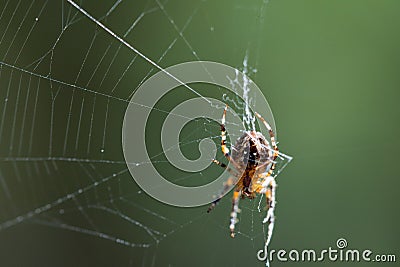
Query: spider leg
[
  {"left": 254, "top": 112, "right": 279, "bottom": 162},
  {"left": 208, "top": 105, "right": 244, "bottom": 213},
  {"left": 265, "top": 184, "right": 276, "bottom": 253},
  {"left": 254, "top": 173, "right": 277, "bottom": 250},
  {"left": 252, "top": 112, "right": 278, "bottom": 248},
  {"left": 212, "top": 159, "right": 238, "bottom": 176},
  {"left": 207, "top": 176, "right": 237, "bottom": 213},
  {"left": 220, "top": 104, "right": 242, "bottom": 170},
  {"left": 255, "top": 159, "right": 273, "bottom": 171},
  {"left": 229, "top": 190, "right": 241, "bottom": 238}
]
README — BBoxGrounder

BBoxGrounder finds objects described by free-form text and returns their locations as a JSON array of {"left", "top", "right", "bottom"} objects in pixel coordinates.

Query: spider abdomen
[{"left": 231, "top": 131, "right": 272, "bottom": 198}]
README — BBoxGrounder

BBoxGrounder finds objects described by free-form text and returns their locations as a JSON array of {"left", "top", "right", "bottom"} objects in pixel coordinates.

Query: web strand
[{"left": 67, "top": 0, "right": 211, "bottom": 104}]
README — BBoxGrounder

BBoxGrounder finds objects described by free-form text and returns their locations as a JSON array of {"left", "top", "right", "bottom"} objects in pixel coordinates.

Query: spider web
[{"left": 0, "top": 0, "right": 289, "bottom": 266}]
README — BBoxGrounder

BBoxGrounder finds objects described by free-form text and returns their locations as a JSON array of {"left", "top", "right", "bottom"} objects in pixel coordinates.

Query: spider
[{"left": 207, "top": 104, "right": 279, "bottom": 247}]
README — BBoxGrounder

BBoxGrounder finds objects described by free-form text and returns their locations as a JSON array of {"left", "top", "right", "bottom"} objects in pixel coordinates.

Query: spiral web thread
[{"left": 0, "top": 0, "right": 290, "bottom": 266}]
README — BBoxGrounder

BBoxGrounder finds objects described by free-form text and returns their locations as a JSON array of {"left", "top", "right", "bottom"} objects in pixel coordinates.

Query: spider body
[
  {"left": 231, "top": 131, "right": 271, "bottom": 199},
  {"left": 208, "top": 105, "right": 279, "bottom": 243}
]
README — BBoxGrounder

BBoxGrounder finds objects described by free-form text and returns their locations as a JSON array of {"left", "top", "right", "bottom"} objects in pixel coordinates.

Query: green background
[{"left": 0, "top": 0, "right": 399, "bottom": 266}]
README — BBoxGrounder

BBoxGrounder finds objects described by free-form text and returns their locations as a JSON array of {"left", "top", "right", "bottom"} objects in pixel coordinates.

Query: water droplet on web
[
  {"left": 100, "top": 149, "right": 104, "bottom": 153},
  {"left": 35, "top": 17, "right": 39, "bottom": 21}
]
